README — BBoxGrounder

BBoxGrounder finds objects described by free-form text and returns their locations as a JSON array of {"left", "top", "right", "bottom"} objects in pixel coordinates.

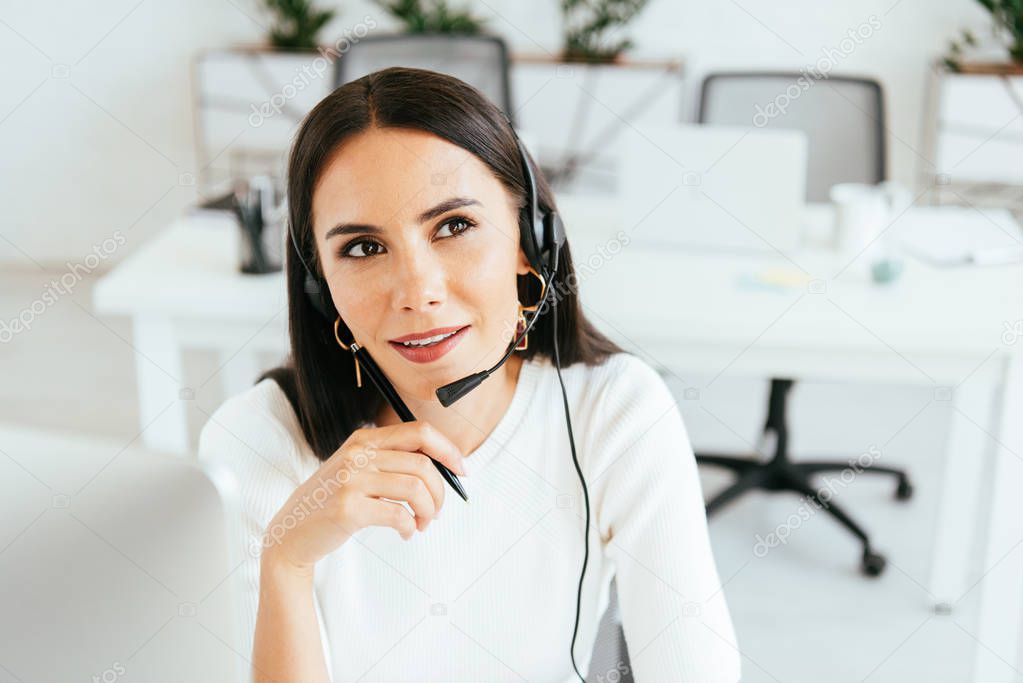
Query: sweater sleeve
[
  {"left": 589, "top": 354, "right": 742, "bottom": 682},
  {"left": 197, "top": 389, "right": 335, "bottom": 682}
]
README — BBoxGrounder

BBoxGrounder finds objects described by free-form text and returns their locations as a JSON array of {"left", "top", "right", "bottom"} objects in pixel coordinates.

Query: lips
[
  {"left": 388, "top": 325, "right": 469, "bottom": 364},
  {"left": 389, "top": 325, "right": 467, "bottom": 344}
]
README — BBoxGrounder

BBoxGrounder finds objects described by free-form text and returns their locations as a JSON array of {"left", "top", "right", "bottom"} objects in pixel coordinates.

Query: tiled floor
[{"left": 0, "top": 265, "right": 1016, "bottom": 682}]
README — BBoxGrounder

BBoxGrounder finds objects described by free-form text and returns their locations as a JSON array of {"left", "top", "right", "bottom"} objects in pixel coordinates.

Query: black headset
[{"left": 287, "top": 120, "right": 592, "bottom": 682}]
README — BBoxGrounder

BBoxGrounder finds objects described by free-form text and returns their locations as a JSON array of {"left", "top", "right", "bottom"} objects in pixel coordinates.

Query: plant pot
[
  {"left": 954, "top": 60, "right": 1023, "bottom": 75},
  {"left": 559, "top": 50, "right": 626, "bottom": 65}
]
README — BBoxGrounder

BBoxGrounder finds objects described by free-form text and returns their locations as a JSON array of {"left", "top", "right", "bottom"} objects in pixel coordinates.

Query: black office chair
[
  {"left": 694, "top": 72, "right": 914, "bottom": 577},
  {"left": 332, "top": 33, "right": 634, "bottom": 681}
]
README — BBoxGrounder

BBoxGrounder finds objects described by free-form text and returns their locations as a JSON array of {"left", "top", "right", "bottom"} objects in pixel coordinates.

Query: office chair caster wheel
[
  {"left": 861, "top": 550, "right": 887, "bottom": 577},
  {"left": 895, "top": 478, "right": 913, "bottom": 501}
]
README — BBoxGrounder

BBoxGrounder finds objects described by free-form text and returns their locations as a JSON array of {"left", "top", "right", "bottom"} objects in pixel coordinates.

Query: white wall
[{"left": 0, "top": 0, "right": 999, "bottom": 266}]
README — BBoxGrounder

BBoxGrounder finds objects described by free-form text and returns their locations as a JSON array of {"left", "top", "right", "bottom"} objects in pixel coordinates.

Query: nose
[{"left": 391, "top": 245, "right": 447, "bottom": 313}]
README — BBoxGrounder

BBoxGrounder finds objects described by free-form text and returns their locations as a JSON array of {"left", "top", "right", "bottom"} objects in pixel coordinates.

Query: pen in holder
[{"left": 233, "top": 175, "right": 286, "bottom": 274}]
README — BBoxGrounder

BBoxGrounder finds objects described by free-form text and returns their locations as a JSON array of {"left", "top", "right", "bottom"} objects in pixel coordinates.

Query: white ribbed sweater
[{"left": 198, "top": 351, "right": 741, "bottom": 682}]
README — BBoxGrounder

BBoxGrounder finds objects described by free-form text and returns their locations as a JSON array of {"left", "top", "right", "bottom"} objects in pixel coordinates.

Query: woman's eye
[
  {"left": 437, "top": 216, "right": 476, "bottom": 238},
  {"left": 337, "top": 216, "right": 476, "bottom": 259},
  {"left": 339, "top": 240, "right": 383, "bottom": 259}
]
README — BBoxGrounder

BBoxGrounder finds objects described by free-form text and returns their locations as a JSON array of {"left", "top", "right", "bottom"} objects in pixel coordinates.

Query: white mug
[{"left": 829, "top": 181, "right": 911, "bottom": 254}]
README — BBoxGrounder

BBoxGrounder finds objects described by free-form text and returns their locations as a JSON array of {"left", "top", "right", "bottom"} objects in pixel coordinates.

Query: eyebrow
[{"left": 324, "top": 196, "right": 482, "bottom": 240}]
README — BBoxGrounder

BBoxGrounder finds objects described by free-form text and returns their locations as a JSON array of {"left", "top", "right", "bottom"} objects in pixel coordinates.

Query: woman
[{"left": 198, "top": 66, "right": 741, "bottom": 683}]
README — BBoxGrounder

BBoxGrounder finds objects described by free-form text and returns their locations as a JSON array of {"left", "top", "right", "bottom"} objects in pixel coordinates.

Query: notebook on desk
[{"left": 891, "top": 206, "right": 1023, "bottom": 266}]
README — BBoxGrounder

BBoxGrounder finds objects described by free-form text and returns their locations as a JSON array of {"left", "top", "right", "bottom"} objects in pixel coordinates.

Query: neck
[{"left": 375, "top": 353, "right": 526, "bottom": 459}]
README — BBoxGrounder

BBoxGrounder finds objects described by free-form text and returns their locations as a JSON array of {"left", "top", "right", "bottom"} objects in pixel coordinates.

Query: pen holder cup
[{"left": 235, "top": 175, "right": 285, "bottom": 275}]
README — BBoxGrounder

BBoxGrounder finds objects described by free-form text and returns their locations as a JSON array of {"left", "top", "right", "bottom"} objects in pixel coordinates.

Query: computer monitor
[{"left": 618, "top": 122, "right": 808, "bottom": 253}]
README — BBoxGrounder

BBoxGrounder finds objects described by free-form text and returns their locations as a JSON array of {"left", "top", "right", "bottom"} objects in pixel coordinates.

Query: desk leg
[
  {"left": 972, "top": 357, "right": 1023, "bottom": 683},
  {"left": 133, "top": 315, "right": 189, "bottom": 455},
  {"left": 929, "top": 378, "right": 996, "bottom": 610}
]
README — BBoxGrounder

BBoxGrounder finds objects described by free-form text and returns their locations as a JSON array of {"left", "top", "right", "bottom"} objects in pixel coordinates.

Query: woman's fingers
[
  {"left": 264, "top": 422, "right": 464, "bottom": 568},
  {"left": 370, "top": 449, "right": 446, "bottom": 518},
  {"left": 360, "top": 471, "right": 438, "bottom": 530},
  {"left": 360, "top": 497, "right": 418, "bottom": 540},
  {"left": 370, "top": 422, "right": 466, "bottom": 477}
]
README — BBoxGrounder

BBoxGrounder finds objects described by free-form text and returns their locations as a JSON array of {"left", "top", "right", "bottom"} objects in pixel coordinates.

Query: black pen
[{"left": 348, "top": 342, "right": 469, "bottom": 502}]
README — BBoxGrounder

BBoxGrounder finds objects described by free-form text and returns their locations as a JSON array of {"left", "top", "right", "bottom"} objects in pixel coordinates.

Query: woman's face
[{"left": 311, "top": 126, "right": 531, "bottom": 401}]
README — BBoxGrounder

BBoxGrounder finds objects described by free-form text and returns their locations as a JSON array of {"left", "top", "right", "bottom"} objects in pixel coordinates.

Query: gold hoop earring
[
  {"left": 333, "top": 316, "right": 363, "bottom": 388},
  {"left": 514, "top": 305, "right": 529, "bottom": 351},
  {"left": 519, "top": 265, "right": 547, "bottom": 314},
  {"left": 514, "top": 265, "right": 547, "bottom": 352}
]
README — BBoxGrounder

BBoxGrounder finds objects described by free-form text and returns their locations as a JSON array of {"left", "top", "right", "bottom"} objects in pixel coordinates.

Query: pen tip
[{"left": 452, "top": 478, "right": 468, "bottom": 502}]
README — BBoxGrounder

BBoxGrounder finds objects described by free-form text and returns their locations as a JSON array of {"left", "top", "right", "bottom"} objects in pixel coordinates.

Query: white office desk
[
  {"left": 565, "top": 198, "right": 1023, "bottom": 683},
  {"left": 94, "top": 197, "right": 1023, "bottom": 682}
]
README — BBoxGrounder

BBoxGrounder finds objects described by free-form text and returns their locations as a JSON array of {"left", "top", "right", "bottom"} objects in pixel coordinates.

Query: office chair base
[
  {"left": 862, "top": 549, "right": 887, "bottom": 577},
  {"left": 697, "top": 379, "right": 913, "bottom": 578}
]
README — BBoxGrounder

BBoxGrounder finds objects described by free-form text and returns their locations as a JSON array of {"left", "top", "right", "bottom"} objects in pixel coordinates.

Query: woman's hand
[{"left": 260, "top": 421, "right": 466, "bottom": 575}]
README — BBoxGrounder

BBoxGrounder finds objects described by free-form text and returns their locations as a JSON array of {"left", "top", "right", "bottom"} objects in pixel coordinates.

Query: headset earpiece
[
  {"left": 511, "top": 130, "right": 564, "bottom": 285},
  {"left": 302, "top": 271, "right": 332, "bottom": 320},
  {"left": 542, "top": 209, "right": 565, "bottom": 277}
]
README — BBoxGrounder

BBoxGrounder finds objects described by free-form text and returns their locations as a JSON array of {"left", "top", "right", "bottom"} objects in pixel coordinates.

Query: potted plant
[
  {"left": 262, "top": 0, "right": 337, "bottom": 50},
  {"left": 943, "top": 0, "right": 1023, "bottom": 73},
  {"left": 374, "top": 0, "right": 487, "bottom": 34},
  {"left": 560, "top": 0, "right": 650, "bottom": 64}
]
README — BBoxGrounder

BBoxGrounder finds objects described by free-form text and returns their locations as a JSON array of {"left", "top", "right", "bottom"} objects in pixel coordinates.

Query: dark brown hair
[{"left": 259, "top": 66, "right": 623, "bottom": 461}]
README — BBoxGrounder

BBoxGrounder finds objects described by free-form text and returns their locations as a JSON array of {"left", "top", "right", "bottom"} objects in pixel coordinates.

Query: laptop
[
  {"left": 0, "top": 425, "right": 247, "bottom": 683},
  {"left": 617, "top": 123, "right": 808, "bottom": 253}
]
